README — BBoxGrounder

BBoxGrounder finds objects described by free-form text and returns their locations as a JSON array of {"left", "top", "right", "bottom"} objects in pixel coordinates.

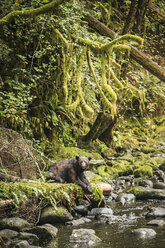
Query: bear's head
[{"left": 76, "top": 156, "right": 91, "bottom": 170}]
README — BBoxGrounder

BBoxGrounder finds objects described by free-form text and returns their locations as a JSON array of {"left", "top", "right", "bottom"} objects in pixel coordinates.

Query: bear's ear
[
  {"left": 76, "top": 156, "right": 79, "bottom": 160},
  {"left": 88, "top": 157, "right": 92, "bottom": 161}
]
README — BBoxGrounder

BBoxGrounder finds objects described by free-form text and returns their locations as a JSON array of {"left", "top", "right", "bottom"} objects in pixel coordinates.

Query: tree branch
[
  {"left": 84, "top": 14, "right": 165, "bottom": 82},
  {"left": 0, "top": 0, "right": 66, "bottom": 27},
  {"left": 0, "top": 172, "right": 38, "bottom": 183}
]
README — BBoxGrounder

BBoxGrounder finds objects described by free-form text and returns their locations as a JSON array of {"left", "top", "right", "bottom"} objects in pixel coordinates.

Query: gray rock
[
  {"left": 146, "top": 207, "right": 165, "bottom": 218},
  {"left": 132, "top": 228, "right": 156, "bottom": 239},
  {"left": 14, "top": 240, "right": 29, "bottom": 248},
  {"left": 40, "top": 206, "right": 73, "bottom": 224},
  {"left": 0, "top": 218, "right": 30, "bottom": 231},
  {"left": 0, "top": 229, "right": 18, "bottom": 241},
  {"left": 153, "top": 182, "right": 165, "bottom": 189},
  {"left": 89, "top": 160, "right": 105, "bottom": 166},
  {"left": 74, "top": 201, "right": 90, "bottom": 215},
  {"left": 116, "top": 193, "right": 135, "bottom": 205},
  {"left": 25, "top": 224, "right": 58, "bottom": 246},
  {"left": 147, "top": 219, "right": 165, "bottom": 227},
  {"left": 66, "top": 217, "right": 91, "bottom": 226},
  {"left": 89, "top": 207, "right": 113, "bottom": 217},
  {"left": 70, "top": 228, "right": 101, "bottom": 244},
  {"left": 138, "top": 180, "right": 153, "bottom": 188},
  {"left": 19, "top": 232, "right": 39, "bottom": 245}
]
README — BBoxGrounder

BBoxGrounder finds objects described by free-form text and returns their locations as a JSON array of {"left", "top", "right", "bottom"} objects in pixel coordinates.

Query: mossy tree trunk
[
  {"left": 133, "top": 0, "right": 150, "bottom": 34},
  {"left": 122, "top": 0, "right": 138, "bottom": 34},
  {"left": 81, "top": 113, "right": 116, "bottom": 146}
]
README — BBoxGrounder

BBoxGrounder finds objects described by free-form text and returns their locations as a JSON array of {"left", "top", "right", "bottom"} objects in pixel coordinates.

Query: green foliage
[
  {"left": 91, "top": 183, "right": 103, "bottom": 207},
  {"left": 0, "top": 0, "right": 164, "bottom": 152},
  {"left": 0, "top": 181, "right": 83, "bottom": 210},
  {"left": 0, "top": 79, "right": 34, "bottom": 136}
]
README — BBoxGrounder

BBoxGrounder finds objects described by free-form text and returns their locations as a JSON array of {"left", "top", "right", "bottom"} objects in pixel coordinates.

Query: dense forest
[
  {"left": 0, "top": 1, "right": 165, "bottom": 247},
  {"left": 0, "top": 0, "right": 164, "bottom": 152}
]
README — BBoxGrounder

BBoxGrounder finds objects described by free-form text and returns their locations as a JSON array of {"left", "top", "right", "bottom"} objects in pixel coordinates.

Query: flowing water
[{"left": 46, "top": 201, "right": 165, "bottom": 248}]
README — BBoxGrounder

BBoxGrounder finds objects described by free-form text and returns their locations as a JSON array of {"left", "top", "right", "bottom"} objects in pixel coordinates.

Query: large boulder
[
  {"left": 0, "top": 229, "right": 19, "bottom": 241},
  {"left": 40, "top": 206, "right": 73, "bottom": 224},
  {"left": 25, "top": 224, "right": 58, "bottom": 246},
  {"left": 0, "top": 127, "right": 38, "bottom": 179},
  {"left": 0, "top": 218, "right": 30, "bottom": 231}
]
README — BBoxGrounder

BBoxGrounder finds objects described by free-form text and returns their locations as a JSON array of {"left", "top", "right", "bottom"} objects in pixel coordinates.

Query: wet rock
[
  {"left": 153, "top": 182, "right": 165, "bottom": 189},
  {"left": 25, "top": 224, "right": 58, "bottom": 246},
  {"left": 116, "top": 193, "right": 135, "bottom": 205},
  {"left": 66, "top": 217, "right": 91, "bottom": 226},
  {"left": 96, "top": 182, "right": 112, "bottom": 195},
  {"left": 147, "top": 219, "right": 165, "bottom": 227},
  {"left": 0, "top": 229, "right": 18, "bottom": 241},
  {"left": 159, "top": 161, "right": 165, "bottom": 172},
  {"left": 89, "top": 207, "right": 113, "bottom": 219},
  {"left": 138, "top": 179, "right": 153, "bottom": 188},
  {"left": 89, "top": 159, "right": 105, "bottom": 167},
  {"left": 70, "top": 228, "right": 101, "bottom": 244},
  {"left": 0, "top": 218, "right": 30, "bottom": 231},
  {"left": 13, "top": 240, "right": 29, "bottom": 248},
  {"left": 40, "top": 206, "right": 73, "bottom": 224},
  {"left": 131, "top": 228, "right": 156, "bottom": 239},
  {"left": 130, "top": 186, "right": 165, "bottom": 200},
  {"left": 0, "top": 236, "right": 6, "bottom": 248},
  {"left": 146, "top": 207, "right": 165, "bottom": 218},
  {"left": 106, "top": 192, "right": 118, "bottom": 203},
  {"left": 74, "top": 201, "right": 90, "bottom": 216},
  {"left": 19, "top": 232, "right": 39, "bottom": 245}
]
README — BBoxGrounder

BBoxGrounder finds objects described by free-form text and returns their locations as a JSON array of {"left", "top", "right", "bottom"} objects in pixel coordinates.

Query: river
[{"left": 46, "top": 200, "right": 165, "bottom": 248}]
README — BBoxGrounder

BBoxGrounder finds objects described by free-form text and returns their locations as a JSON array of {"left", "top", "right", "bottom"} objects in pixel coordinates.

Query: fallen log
[
  {"left": 0, "top": 172, "right": 38, "bottom": 183},
  {"left": 84, "top": 14, "right": 165, "bottom": 82}
]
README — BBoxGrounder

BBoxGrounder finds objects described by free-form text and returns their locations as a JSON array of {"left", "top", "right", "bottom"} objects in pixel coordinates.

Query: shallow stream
[{"left": 46, "top": 201, "right": 165, "bottom": 248}]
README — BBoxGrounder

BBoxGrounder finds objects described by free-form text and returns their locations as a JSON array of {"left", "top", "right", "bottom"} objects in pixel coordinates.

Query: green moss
[
  {"left": 134, "top": 165, "right": 153, "bottom": 178},
  {"left": 0, "top": 182, "right": 83, "bottom": 211},
  {"left": 112, "top": 163, "right": 133, "bottom": 176},
  {"left": 89, "top": 174, "right": 103, "bottom": 183},
  {"left": 97, "top": 165, "right": 111, "bottom": 178},
  {"left": 129, "top": 186, "right": 164, "bottom": 200},
  {"left": 141, "top": 146, "right": 156, "bottom": 154},
  {"left": 53, "top": 146, "right": 103, "bottom": 161}
]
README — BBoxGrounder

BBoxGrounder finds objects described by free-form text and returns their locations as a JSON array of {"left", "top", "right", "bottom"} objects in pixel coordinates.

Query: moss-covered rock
[
  {"left": 40, "top": 206, "right": 73, "bottom": 224},
  {"left": 0, "top": 217, "right": 30, "bottom": 231},
  {"left": 130, "top": 186, "right": 165, "bottom": 200},
  {"left": 0, "top": 127, "right": 38, "bottom": 179},
  {"left": 112, "top": 162, "right": 133, "bottom": 177},
  {"left": 134, "top": 165, "right": 153, "bottom": 178}
]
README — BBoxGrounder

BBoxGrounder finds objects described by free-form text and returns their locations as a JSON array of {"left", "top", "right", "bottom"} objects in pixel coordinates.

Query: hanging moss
[
  {"left": 101, "top": 34, "right": 143, "bottom": 51},
  {"left": 67, "top": 47, "right": 94, "bottom": 118}
]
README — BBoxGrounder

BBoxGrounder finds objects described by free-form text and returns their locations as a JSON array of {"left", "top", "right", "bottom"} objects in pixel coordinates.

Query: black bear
[{"left": 48, "top": 156, "right": 92, "bottom": 193}]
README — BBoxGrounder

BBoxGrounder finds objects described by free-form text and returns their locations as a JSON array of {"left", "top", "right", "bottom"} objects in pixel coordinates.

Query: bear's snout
[{"left": 81, "top": 161, "right": 88, "bottom": 170}]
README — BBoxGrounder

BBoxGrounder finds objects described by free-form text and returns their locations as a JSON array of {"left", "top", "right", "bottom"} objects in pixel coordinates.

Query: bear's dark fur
[{"left": 48, "top": 156, "right": 92, "bottom": 193}]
